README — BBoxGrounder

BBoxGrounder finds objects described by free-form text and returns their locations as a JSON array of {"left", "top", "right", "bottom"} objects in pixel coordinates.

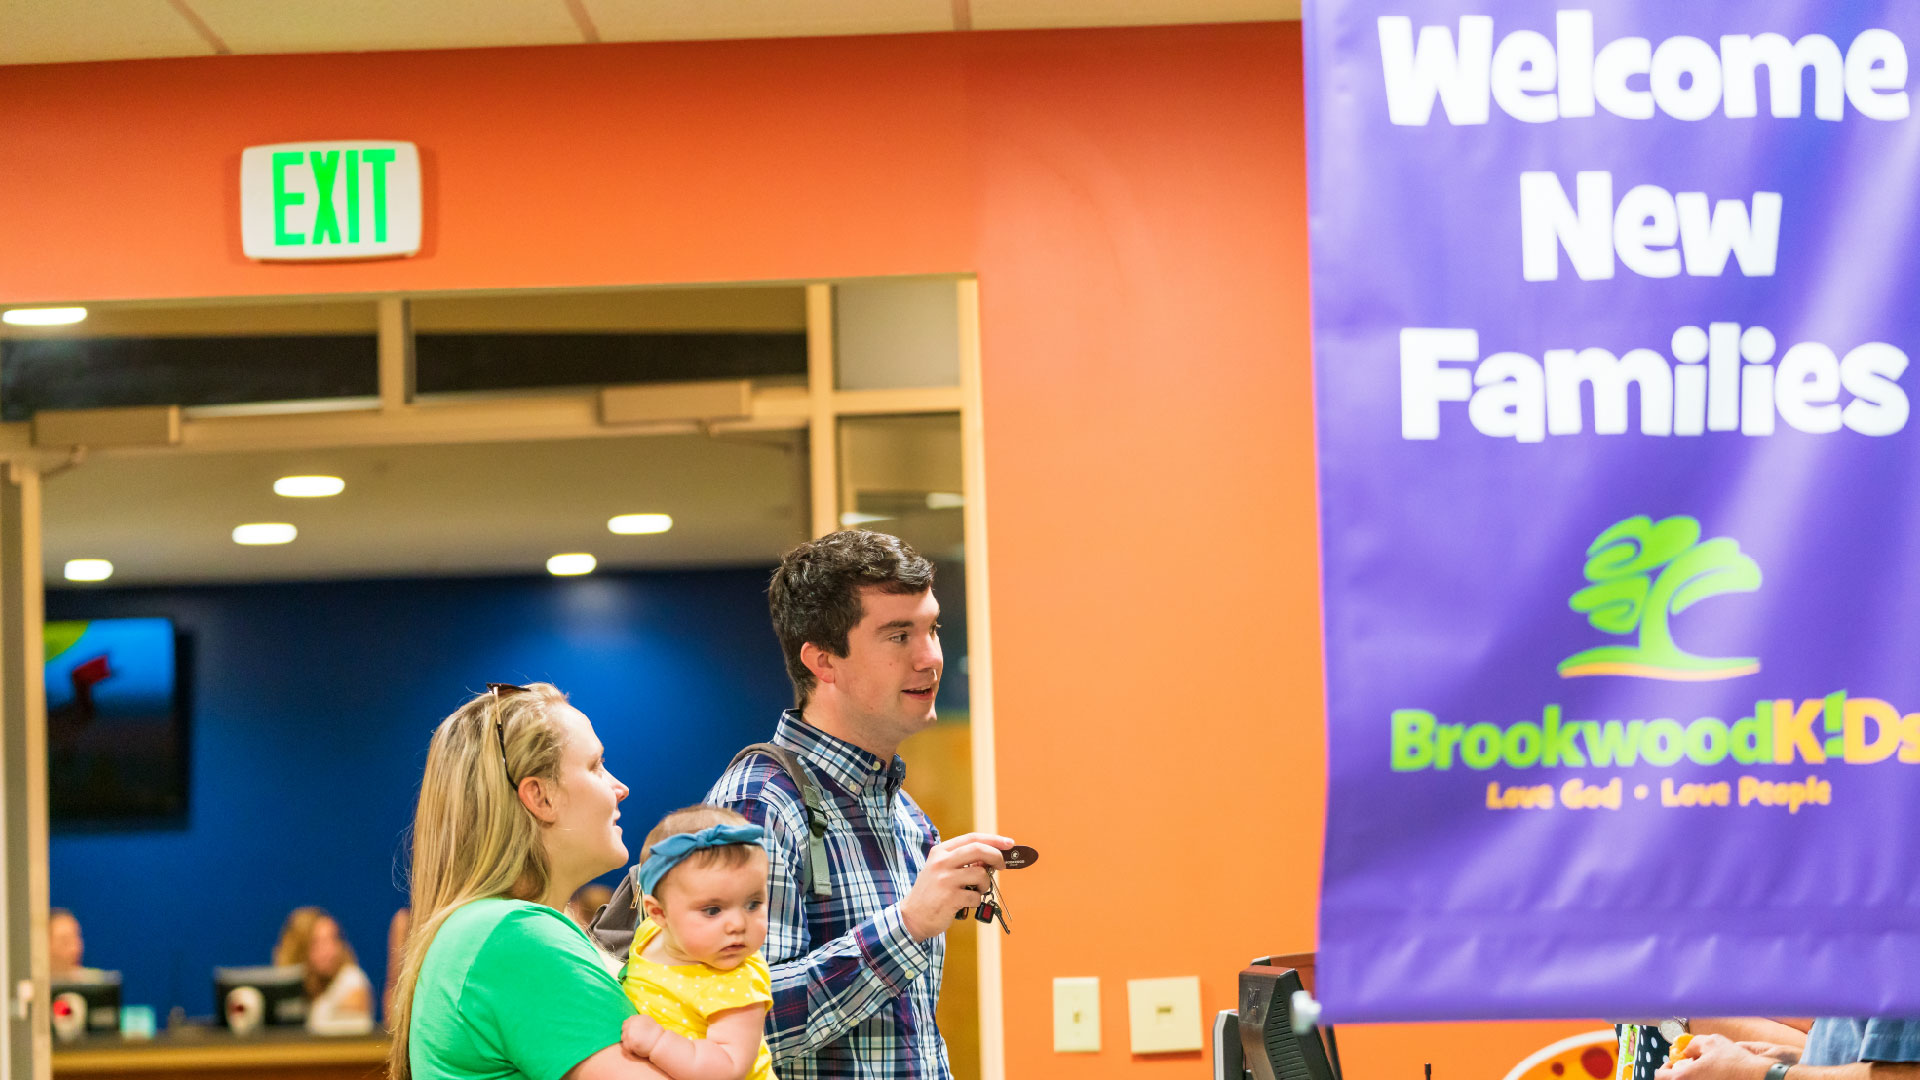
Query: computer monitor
[
  {"left": 213, "top": 965, "right": 308, "bottom": 1029},
  {"left": 1237, "top": 964, "right": 1340, "bottom": 1080},
  {"left": 49, "top": 973, "right": 121, "bottom": 1038},
  {"left": 1215, "top": 1009, "right": 1247, "bottom": 1080}
]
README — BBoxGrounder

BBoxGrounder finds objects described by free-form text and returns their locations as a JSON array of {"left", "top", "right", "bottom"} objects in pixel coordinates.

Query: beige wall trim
[
  {"left": 0, "top": 385, "right": 812, "bottom": 461},
  {"left": 806, "top": 284, "right": 838, "bottom": 538},
  {"left": 956, "top": 279, "right": 1004, "bottom": 1080},
  {"left": 0, "top": 463, "right": 49, "bottom": 1080},
  {"left": 831, "top": 387, "right": 963, "bottom": 416},
  {"left": 377, "top": 297, "right": 415, "bottom": 410},
  {"left": 30, "top": 406, "right": 179, "bottom": 450},
  {"left": 601, "top": 380, "right": 754, "bottom": 426}
]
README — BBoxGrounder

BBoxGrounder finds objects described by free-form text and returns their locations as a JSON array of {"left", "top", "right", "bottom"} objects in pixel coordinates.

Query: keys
[
  {"left": 951, "top": 844, "right": 1033, "bottom": 931},
  {"left": 954, "top": 868, "right": 1013, "bottom": 934},
  {"left": 984, "top": 871, "right": 1011, "bottom": 935}
]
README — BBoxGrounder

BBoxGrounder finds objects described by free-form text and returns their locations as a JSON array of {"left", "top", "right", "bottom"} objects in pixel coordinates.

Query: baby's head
[{"left": 637, "top": 806, "right": 770, "bottom": 970}]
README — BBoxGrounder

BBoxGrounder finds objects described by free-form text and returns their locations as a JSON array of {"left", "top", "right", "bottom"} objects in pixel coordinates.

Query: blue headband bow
[{"left": 637, "top": 823, "right": 766, "bottom": 897}]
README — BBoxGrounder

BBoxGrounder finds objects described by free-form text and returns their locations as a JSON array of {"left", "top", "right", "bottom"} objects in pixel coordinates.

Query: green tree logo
[{"left": 1558, "top": 514, "right": 1761, "bottom": 680}]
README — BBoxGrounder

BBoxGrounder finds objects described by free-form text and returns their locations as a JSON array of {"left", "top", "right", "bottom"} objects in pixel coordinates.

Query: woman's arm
[
  {"left": 617, "top": 1005, "right": 766, "bottom": 1080},
  {"left": 566, "top": 1045, "right": 672, "bottom": 1080},
  {"left": 336, "top": 984, "right": 373, "bottom": 1016},
  {"left": 308, "top": 967, "right": 375, "bottom": 1035}
]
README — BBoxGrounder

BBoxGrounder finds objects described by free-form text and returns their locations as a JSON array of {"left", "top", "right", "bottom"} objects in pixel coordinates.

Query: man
[
  {"left": 48, "top": 909, "right": 86, "bottom": 978},
  {"left": 1662, "top": 1020, "right": 1920, "bottom": 1080},
  {"left": 707, "top": 530, "right": 1010, "bottom": 1080}
]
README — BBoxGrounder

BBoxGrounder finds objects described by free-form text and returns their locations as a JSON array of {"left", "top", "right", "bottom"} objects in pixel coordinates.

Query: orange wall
[{"left": 0, "top": 25, "right": 1593, "bottom": 1078}]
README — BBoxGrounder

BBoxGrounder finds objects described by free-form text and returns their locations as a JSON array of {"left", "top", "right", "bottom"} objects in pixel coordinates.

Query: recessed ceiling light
[
  {"left": 274, "top": 475, "right": 345, "bottom": 498},
  {"left": 547, "top": 553, "right": 597, "bottom": 576},
  {"left": 2, "top": 306, "right": 87, "bottom": 327},
  {"left": 840, "top": 512, "right": 892, "bottom": 527},
  {"left": 233, "top": 523, "right": 297, "bottom": 545},
  {"left": 607, "top": 513, "right": 672, "bottom": 535},
  {"left": 63, "top": 559, "right": 113, "bottom": 582}
]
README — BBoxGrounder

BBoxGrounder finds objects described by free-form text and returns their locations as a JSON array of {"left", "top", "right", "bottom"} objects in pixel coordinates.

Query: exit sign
[{"left": 240, "top": 141, "right": 422, "bottom": 261}]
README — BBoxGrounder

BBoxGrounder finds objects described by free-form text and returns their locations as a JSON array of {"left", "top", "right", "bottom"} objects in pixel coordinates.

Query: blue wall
[{"left": 46, "top": 569, "right": 796, "bottom": 1021}]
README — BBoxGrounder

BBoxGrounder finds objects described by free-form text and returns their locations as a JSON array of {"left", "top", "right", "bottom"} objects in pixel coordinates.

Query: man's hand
[
  {"left": 621, "top": 1014, "right": 665, "bottom": 1059},
  {"left": 1738, "top": 1043, "right": 1802, "bottom": 1066},
  {"left": 1657, "top": 1033, "right": 1776, "bottom": 1080},
  {"left": 900, "top": 832, "right": 1013, "bottom": 942}
]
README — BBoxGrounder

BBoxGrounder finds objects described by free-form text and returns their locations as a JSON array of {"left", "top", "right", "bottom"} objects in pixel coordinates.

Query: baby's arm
[
  {"left": 621, "top": 1015, "right": 666, "bottom": 1059},
  {"left": 620, "top": 1005, "right": 767, "bottom": 1080}
]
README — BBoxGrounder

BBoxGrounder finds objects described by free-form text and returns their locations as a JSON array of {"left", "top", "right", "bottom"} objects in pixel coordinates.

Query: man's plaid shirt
[{"left": 707, "top": 711, "right": 951, "bottom": 1080}]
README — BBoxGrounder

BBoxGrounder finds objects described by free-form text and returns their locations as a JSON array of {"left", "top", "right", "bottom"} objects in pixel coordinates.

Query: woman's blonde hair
[
  {"left": 273, "top": 906, "right": 359, "bottom": 999},
  {"left": 387, "top": 683, "right": 572, "bottom": 1080}
]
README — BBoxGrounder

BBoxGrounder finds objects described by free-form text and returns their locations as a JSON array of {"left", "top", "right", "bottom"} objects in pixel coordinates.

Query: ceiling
[
  {"left": 42, "top": 433, "right": 810, "bottom": 585},
  {"left": 24, "top": 285, "right": 978, "bottom": 588},
  {"left": 0, "top": 0, "right": 1301, "bottom": 66}
]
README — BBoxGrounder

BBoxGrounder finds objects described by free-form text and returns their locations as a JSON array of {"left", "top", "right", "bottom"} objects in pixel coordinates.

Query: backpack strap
[
  {"left": 729, "top": 742, "right": 832, "bottom": 900},
  {"left": 586, "top": 871, "right": 640, "bottom": 956}
]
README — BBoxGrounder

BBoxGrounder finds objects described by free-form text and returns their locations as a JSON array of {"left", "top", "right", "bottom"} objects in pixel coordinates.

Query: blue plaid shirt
[{"left": 707, "top": 711, "right": 950, "bottom": 1080}]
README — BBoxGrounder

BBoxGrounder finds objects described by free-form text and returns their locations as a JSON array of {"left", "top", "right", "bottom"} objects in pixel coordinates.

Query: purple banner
[{"left": 1307, "top": 1, "right": 1920, "bottom": 1021}]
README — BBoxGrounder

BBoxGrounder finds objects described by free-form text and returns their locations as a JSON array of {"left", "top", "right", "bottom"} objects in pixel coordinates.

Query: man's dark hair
[{"left": 770, "top": 530, "right": 935, "bottom": 707}]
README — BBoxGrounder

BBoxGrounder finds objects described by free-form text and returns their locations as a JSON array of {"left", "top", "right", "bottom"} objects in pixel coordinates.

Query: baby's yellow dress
[{"left": 621, "top": 918, "right": 775, "bottom": 1080}]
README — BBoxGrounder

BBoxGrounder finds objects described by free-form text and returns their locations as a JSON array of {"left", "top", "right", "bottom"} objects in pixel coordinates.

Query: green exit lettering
[{"left": 271, "top": 147, "right": 398, "bottom": 247}]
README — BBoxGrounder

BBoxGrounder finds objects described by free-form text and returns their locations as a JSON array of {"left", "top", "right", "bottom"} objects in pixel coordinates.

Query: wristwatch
[
  {"left": 1659, "top": 1018, "right": 1691, "bottom": 1043},
  {"left": 1765, "top": 1063, "right": 1793, "bottom": 1080}
]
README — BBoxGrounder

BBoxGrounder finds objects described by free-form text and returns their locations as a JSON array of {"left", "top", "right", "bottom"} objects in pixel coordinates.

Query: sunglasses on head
[{"left": 487, "top": 683, "right": 530, "bottom": 787}]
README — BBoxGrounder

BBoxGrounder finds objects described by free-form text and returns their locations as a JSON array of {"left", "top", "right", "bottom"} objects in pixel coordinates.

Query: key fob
[
  {"left": 973, "top": 901, "right": 997, "bottom": 924},
  {"left": 1002, "top": 845, "right": 1039, "bottom": 870}
]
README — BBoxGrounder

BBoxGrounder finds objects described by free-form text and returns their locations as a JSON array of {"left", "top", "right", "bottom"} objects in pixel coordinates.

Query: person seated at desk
[
  {"left": 386, "top": 907, "right": 411, "bottom": 1024},
  {"left": 1663, "top": 1019, "right": 1920, "bottom": 1080},
  {"left": 275, "top": 907, "right": 374, "bottom": 1035},
  {"left": 1621, "top": 1020, "right": 1811, "bottom": 1080},
  {"left": 568, "top": 884, "right": 613, "bottom": 934},
  {"left": 49, "top": 907, "right": 109, "bottom": 982}
]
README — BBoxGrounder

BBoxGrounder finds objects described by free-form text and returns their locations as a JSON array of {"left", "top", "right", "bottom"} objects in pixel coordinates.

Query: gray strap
[
  {"left": 728, "top": 742, "right": 832, "bottom": 899},
  {"left": 586, "top": 872, "right": 638, "bottom": 955}
]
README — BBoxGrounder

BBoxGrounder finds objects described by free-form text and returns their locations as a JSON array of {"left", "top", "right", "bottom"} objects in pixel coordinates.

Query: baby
[{"left": 619, "top": 805, "right": 774, "bottom": 1080}]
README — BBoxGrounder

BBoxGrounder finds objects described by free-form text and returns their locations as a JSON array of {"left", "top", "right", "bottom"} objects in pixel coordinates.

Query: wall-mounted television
[{"left": 45, "top": 618, "right": 187, "bottom": 828}]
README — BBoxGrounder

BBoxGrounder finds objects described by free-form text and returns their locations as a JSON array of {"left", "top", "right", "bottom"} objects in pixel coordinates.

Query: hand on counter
[
  {"left": 1655, "top": 1034, "right": 1774, "bottom": 1080},
  {"left": 1738, "top": 1043, "right": 1803, "bottom": 1066}
]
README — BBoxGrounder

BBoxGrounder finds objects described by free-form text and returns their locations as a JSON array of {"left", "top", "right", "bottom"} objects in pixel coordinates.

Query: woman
[
  {"left": 275, "top": 907, "right": 375, "bottom": 1035},
  {"left": 388, "top": 683, "right": 667, "bottom": 1080},
  {"left": 384, "top": 907, "right": 410, "bottom": 1023}
]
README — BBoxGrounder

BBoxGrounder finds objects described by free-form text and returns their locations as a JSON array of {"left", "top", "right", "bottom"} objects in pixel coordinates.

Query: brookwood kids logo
[
  {"left": 1558, "top": 514, "right": 1761, "bottom": 681},
  {"left": 1387, "top": 514, "right": 1920, "bottom": 782}
]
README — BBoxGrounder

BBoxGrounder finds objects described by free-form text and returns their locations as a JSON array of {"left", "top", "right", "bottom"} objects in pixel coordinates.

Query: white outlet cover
[
  {"left": 1053, "top": 976, "right": 1101, "bottom": 1053},
  {"left": 1127, "top": 975, "right": 1203, "bottom": 1054}
]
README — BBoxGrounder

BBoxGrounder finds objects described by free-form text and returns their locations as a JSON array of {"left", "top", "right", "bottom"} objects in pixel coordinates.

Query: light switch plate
[
  {"left": 1127, "top": 975, "right": 1203, "bottom": 1054},
  {"left": 1053, "top": 977, "right": 1101, "bottom": 1052}
]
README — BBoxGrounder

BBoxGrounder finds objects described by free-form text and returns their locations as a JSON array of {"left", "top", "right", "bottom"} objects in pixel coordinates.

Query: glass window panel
[
  {"left": 838, "top": 410, "right": 974, "bottom": 1077},
  {"left": 411, "top": 287, "right": 807, "bottom": 396},
  {"left": 834, "top": 279, "right": 961, "bottom": 391},
  {"left": 0, "top": 300, "right": 378, "bottom": 421}
]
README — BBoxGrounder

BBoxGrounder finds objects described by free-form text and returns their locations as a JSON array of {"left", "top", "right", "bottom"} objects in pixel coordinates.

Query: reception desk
[{"left": 54, "top": 1029, "right": 387, "bottom": 1080}]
